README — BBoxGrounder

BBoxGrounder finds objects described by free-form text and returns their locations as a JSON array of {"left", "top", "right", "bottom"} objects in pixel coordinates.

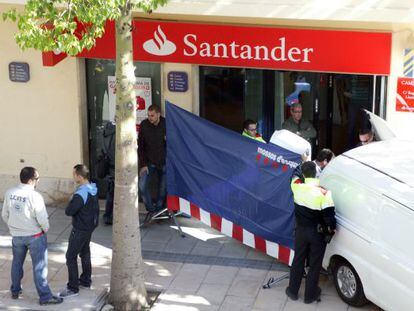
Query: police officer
[
  {"left": 285, "top": 161, "right": 336, "bottom": 304},
  {"left": 241, "top": 119, "right": 266, "bottom": 143}
]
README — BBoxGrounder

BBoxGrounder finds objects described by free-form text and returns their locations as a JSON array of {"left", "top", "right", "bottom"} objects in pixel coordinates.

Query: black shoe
[
  {"left": 304, "top": 287, "right": 321, "bottom": 304},
  {"left": 103, "top": 215, "right": 113, "bottom": 225},
  {"left": 11, "top": 290, "right": 22, "bottom": 299},
  {"left": 39, "top": 295, "right": 63, "bottom": 305},
  {"left": 285, "top": 287, "right": 298, "bottom": 301},
  {"left": 58, "top": 288, "right": 79, "bottom": 298},
  {"left": 79, "top": 283, "right": 91, "bottom": 289}
]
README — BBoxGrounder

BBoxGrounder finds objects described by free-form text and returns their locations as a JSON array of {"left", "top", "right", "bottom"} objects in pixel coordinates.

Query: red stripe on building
[
  {"left": 278, "top": 245, "right": 291, "bottom": 264},
  {"left": 210, "top": 213, "right": 222, "bottom": 231},
  {"left": 254, "top": 236, "right": 267, "bottom": 253},
  {"left": 190, "top": 203, "right": 201, "bottom": 220},
  {"left": 232, "top": 224, "right": 243, "bottom": 242},
  {"left": 167, "top": 195, "right": 180, "bottom": 211}
]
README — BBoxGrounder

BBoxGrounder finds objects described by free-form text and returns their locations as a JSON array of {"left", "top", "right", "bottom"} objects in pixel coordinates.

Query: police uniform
[{"left": 286, "top": 176, "right": 336, "bottom": 303}]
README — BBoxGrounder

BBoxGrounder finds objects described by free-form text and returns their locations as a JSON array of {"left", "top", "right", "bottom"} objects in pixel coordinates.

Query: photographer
[{"left": 285, "top": 161, "right": 336, "bottom": 304}]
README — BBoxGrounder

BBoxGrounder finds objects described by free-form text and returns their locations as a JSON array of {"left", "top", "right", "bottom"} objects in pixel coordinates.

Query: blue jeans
[
  {"left": 139, "top": 164, "right": 166, "bottom": 212},
  {"left": 11, "top": 234, "right": 53, "bottom": 303}
]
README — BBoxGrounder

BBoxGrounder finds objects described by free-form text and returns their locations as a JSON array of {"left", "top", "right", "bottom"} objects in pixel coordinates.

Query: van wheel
[{"left": 332, "top": 260, "right": 368, "bottom": 307}]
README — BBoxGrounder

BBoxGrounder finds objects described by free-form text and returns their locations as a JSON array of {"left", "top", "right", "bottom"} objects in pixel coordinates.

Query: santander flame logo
[{"left": 143, "top": 26, "right": 176, "bottom": 56}]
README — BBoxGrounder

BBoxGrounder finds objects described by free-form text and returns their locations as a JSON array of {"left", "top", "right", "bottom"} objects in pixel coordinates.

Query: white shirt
[
  {"left": 2, "top": 184, "right": 49, "bottom": 236},
  {"left": 313, "top": 160, "right": 323, "bottom": 178}
]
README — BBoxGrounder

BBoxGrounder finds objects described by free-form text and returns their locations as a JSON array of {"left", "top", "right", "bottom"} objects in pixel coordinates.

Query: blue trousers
[
  {"left": 11, "top": 234, "right": 53, "bottom": 303},
  {"left": 139, "top": 164, "right": 166, "bottom": 212}
]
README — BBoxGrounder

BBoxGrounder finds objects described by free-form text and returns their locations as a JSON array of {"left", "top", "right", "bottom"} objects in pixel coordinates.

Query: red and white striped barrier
[{"left": 167, "top": 195, "right": 294, "bottom": 266}]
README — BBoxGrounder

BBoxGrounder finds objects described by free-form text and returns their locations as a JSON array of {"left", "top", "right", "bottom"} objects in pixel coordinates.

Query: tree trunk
[{"left": 110, "top": 4, "right": 148, "bottom": 310}]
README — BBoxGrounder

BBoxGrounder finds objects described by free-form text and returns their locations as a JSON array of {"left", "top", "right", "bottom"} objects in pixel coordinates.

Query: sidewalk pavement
[{"left": 0, "top": 203, "right": 381, "bottom": 311}]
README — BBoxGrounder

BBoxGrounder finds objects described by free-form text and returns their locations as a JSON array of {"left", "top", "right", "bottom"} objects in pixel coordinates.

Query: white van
[{"left": 320, "top": 137, "right": 414, "bottom": 310}]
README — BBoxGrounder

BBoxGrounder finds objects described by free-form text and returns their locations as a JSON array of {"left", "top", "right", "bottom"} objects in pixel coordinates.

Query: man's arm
[
  {"left": 138, "top": 126, "right": 147, "bottom": 169},
  {"left": 65, "top": 194, "right": 84, "bottom": 216},
  {"left": 33, "top": 193, "right": 50, "bottom": 232},
  {"left": 321, "top": 190, "right": 336, "bottom": 230},
  {"left": 299, "top": 121, "right": 317, "bottom": 139},
  {"left": 1, "top": 194, "right": 10, "bottom": 224}
]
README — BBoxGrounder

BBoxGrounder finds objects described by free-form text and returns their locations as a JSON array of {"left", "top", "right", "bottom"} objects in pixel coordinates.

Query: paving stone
[
  {"left": 169, "top": 264, "right": 209, "bottom": 292},
  {"left": 153, "top": 289, "right": 219, "bottom": 311},
  {"left": 253, "top": 286, "right": 287, "bottom": 310},
  {"left": 219, "top": 295, "right": 256, "bottom": 311},
  {"left": 203, "top": 266, "right": 239, "bottom": 285},
  {"left": 196, "top": 283, "right": 229, "bottom": 306}
]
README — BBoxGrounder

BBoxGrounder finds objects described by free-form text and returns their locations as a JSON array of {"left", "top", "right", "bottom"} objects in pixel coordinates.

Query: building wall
[
  {"left": 162, "top": 63, "right": 197, "bottom": 114},
  {"left": 386, "top": 31, "right": 414, "bottom": 139},
  {"left": 0, "top": 4, "right": 86, "bottom": 204}
]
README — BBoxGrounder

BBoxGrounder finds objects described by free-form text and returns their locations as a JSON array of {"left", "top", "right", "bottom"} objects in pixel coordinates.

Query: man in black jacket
[
  {"left": 101, "top": 121, "right": 115, "bottom": 225},
  {"left": 138, "top": 104, "right": 166, "bottom": 213},
  {"left": 59, "top": 164, "right": 99, "bottom": 298}
]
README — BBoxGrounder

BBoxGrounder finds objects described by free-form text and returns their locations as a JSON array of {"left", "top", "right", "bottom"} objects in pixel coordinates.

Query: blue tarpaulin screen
[{"left": 166, "top": 102, "right": 301, "bottom": 249}]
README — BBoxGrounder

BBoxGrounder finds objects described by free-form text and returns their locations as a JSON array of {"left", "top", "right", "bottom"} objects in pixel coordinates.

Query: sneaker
[
  {"left": 11, "top": 290, "right": 22, "bottom": 299},
  {"left": 285, "top": 287, "right": 298, "bottom": 301},
  {"left": 58, "top": 288, "right": 79, "bottom": 298},
  {"left": 39, "top": 295, "right": 63, "bottom": 305}
]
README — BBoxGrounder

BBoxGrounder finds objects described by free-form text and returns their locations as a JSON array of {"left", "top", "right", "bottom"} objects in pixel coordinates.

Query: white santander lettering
[
  {"left": 213, "top": 43, "right": 229, "bottom": 58},
  {"left": 200, "top": 42, "right": 211, "bottom": 57},
  {"left": 270, "top": 37, "right": 286, "bottom": 61},
  {"left": 240, "top": 45, "right": 252, "bottom": 59},
  {"left": 182, "top": 35, "right": 314, "bottom": 63},
  {"left": 254, "top": 46, "right": 269, "bottom": 60},
  {"left": 183, "top": 34, "right": 197, "bottom": 56},
  {"left": 302, "top": 48, "right": 314, "bottom": 63}
]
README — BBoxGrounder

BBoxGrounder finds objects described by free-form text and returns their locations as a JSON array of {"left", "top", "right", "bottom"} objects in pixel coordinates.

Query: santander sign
[
  {"left": 182, "top": 35, "right": 313, "bottom": 63},
  {"left": 143, "top": 26, "right": 314, "bottom": 64},
  {"left": 62, "top": 20, "right": 390, "bottom": 75},
  {"left": 134, "top": 20, "right": 391, "bottom": 75}
]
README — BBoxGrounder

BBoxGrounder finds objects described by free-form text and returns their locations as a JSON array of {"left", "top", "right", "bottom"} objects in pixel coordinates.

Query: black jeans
[
  {"left": 103, "top": 178, "right": 114, "bottom": 222},
  {"left": 288, "top": 225, "right": 327, "bottom": 301},
  {"left": 66, "top": 229, "right": 93, "bottom": 292}
]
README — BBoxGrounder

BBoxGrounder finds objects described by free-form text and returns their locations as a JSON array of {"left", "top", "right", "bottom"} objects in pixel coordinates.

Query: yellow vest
[
  {"left": 291, "top": 177, "right": 334, "bottom": 211},
  {"left": 242, "top": 131, "right": 266, "bottom": 143}
]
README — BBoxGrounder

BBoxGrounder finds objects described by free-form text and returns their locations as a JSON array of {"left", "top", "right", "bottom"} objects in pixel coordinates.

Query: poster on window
[
  {"left": 396, "top": 77, "right": 414, "bottom": 112},
  {"left": 107, "top": 76, "right": 152, "bottom": 129}
]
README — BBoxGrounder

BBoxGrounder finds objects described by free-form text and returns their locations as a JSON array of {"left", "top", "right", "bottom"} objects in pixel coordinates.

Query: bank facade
[{"left": 1, "top": 1, "right": 413, "bottom": 203}]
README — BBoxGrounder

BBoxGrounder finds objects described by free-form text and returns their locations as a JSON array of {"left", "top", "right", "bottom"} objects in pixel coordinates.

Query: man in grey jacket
[
  {"left": 1, "top": 167, "right": 63, "bottom": 305},
  {"left": 282, "top": 103, "right": 317, "bottom": 143}
]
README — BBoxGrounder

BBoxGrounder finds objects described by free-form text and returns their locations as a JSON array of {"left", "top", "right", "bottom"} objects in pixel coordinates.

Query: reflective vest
[
  {"left": 291, "top": 177, "right": 336, "bottom": 229},
  {"left": 242, "top": 131, "right": 266, "bottom": 143}
]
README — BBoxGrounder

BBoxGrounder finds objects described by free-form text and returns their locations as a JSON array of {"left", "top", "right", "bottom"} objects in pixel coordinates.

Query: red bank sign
[
  {"left": 396, "top": 77, "right": 414, "bottom": 112},
  {"left": 45, "top": 20, "right": 392, "bottom": 75}
]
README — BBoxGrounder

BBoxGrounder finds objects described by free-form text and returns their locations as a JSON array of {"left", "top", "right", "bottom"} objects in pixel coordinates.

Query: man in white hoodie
[{"left": 2, "top": 167, "right": 63, "bottom": 305}]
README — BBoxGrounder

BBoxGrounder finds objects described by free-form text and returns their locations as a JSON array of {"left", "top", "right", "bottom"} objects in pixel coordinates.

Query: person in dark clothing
[
  {"left": 138, "top": 104, "right": 166, "bottom": 213},
  {"left": 285, "top": 161, "right": 336, "bottom": 304},
  {"left": 59, "top": 164, "right": 99, "bottom": 299},
  {"left": 101, "top": 122, "right": 115, "bottom": 225}
]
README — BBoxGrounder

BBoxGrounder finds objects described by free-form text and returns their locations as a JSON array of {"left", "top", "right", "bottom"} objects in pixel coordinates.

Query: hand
[
  {"left": 343, "top": 91, "right": 352, "bottom": 98},
  {"left": 139, "top": 166, "right": 148, "bottom": 177}
]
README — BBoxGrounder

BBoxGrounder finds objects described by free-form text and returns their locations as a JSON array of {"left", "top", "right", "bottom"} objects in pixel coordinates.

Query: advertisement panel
[
  {"left": 107, "top": 76, "right": 152, "bottom": 128},
  {"left": 396, "top": 77, "right": 414, "bottom": 112}
]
